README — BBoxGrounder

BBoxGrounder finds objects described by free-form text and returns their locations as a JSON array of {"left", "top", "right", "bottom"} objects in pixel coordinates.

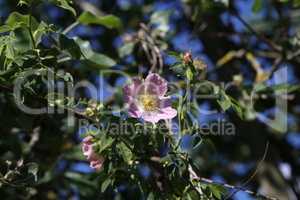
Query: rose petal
[
  {"left": 157, "top": 107, "right": 177, "bottom": 120},
  {"left": 82, "top": 143, "right": 98, "bottom": 160},
  {"left": 90, "top": 156, "right": 104, "bottom": 170},
  {"left": 82, "top": 136, "right": 93, "bottom": 144},
  {"left": 123, "top": 73, "right": 177, "bottom": 123},
  {"left": 90, "top": 157, "right": 104, "bottom": 171},
  {"left": 158, "top": 96, "right": 172, "bottom": 108},
  {"left": 145, "top": 73, "right": 167, "bottom": 96},
  {"left": 128, "top": 102, "right": 143, "bottom": 118},
  {"left": 142, "top": 112, "right": 162, "bottom": 123},
  {"left": 123, "top": 77, "right": 143, "bottom": 103},
  {"left": 142, "top": 107, "right": 177, "bottom": 123}
]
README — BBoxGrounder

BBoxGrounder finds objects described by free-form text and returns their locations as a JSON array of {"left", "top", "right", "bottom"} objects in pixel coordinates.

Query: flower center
[{"left": 139, "top": 94, "right": 158, "bottom": 112}]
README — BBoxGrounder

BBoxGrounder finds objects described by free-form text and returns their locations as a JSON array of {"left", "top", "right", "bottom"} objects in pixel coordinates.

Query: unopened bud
[{"left": 183, "top": 52, "right": 192, "bottom": 64}]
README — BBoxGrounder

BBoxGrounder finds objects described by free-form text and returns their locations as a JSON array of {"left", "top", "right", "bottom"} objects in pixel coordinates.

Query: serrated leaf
[
  {"left": 98, "top": 136, "right": 114, "bottom": 153},
  {"left": 50, "top": 0, "right": 76, "bottom": 16},
  {"left": 5, "top": 12, "right": 38, "bottom": 30},
  {"left": 117, "top": 142, "right": 133, "bottom": 163},
  {"left": 78, "top": 11, "right": 122, "bottom": 29},
  {"left": 34, "top": 21, "right": 51, "bottom": 44},
  {"left": 209, "top": 185, "right": 225, "bottom": 200}
]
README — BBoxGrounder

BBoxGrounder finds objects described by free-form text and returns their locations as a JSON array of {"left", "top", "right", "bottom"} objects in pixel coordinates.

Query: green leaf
[
  {"left": 101, "top": 178, "right": 112, "bottom": 193},
  {"left": 117, "top": 142, "right": 133, "bottom": 163},
  {"left": 78, "top": 12, "right": 122, "bottom": 29},
  {"left": 50, "top": 0, "right": 76, "bottom": 16},
  {"left": 97, "top": 136, "right": 114, "bottom": 153},
  {"left": 59, "top": 34, "right": 82, "bottom": 59},
  {"left": 12, "top": 28, "right": 33, "bottom": 53},
  {"left": 18, "top": 0, "right": 31, "bottom": 6},
  {"left": 75, "top": 38, "right": 116, "bottom": 68},
  {"left": 118, "top": 42, "right": 135, "bottom": 58},
  {"left": 255, "top": 83, "right": 300, "bottom": 94},
  {"left": 84, "top": 53, "right": 116, "bottom": 68},
  {"left": 217, "top": 90, "right": 232, "bottom": 111},
  {"left": 229, "top": 96, "right": 244, "bottom": 119},
  {"left": 0, "top": 25, "right": 11, "bottom": 34},
  {"left": 64, "top": 172, "right": 97, "bottom": 188},
  {"left": 167, "top": 51, "right": 181, "bottom": 59},
  {"left": 209, "top": 185, "right": 225, "bottom": 200},
  {"left": 186, "top": 67, "right": 193, "bottom": 81},
  {"left": 5, "top": 12, "right": 38, "bottom": 30},
  {"left": 34, "top": 21, "right": 52, "bottom": 44},
  {"left": 252, "top": 0, "right": 263, "bottom": 13}
]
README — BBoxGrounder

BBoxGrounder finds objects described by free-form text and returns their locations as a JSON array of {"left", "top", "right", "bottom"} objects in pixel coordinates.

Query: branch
[
  {"left": 188, "top": 164, "right": 278, "bottom": 200},
  {"left": 224, "top": 141, "right": 270, "bottom": 199}
]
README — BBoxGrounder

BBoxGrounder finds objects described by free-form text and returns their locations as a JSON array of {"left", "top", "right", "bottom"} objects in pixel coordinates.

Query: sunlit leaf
[
  {"left": 117, "top": 142, "right": 133, "bottom": 163},
  {"left": 0, "top": 25, "right": 11, "bottom": 34},
  {"left": 50, "top": 0, "right": 76, "bottom": 16},
  {"left": 5, "top": 12, "right": 38, "bottom": 30},
  {"left": 78, "top": 11, "right": 122, "bottom": 29},
  {"left": 101, "top": 178, "right": 112, "bottom": 193}
]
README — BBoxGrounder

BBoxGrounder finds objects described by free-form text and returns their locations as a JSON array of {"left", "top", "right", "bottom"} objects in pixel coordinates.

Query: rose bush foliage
[{"left": 0, "top": 0, "right": 300, "bottom": 200}]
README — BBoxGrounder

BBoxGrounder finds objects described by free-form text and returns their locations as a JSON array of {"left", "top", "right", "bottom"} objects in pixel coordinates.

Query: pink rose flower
[
  {"left": 82, "top": 136, "right": 104, "bottom": 171},
  {"left": 89, "top": 158, "right": 104, "bottom": 170},
  {"left": 123, "top": 73, "right": 177, "bottom": 123}
]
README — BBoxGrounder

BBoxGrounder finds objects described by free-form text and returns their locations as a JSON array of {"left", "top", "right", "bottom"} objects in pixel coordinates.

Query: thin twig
[
  {"left": 62, "top": 21, "right": 79, "bottom": 35},
  {"left": 269, "top": 57, "right": 283, "bottom": 78},
  {"left": 224, "top": 141, "right": 270, "bottom": 199},
  {"left": 233, "top": 13, "right": 282, "bottom": 53},
  {"left": 189, "top": 165, "right": 278, "bottom": 200}
]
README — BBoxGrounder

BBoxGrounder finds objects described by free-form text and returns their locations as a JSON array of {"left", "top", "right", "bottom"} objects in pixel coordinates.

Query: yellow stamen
[{"left": 139, "top": 94, "right": 158, "bottom": 112}]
